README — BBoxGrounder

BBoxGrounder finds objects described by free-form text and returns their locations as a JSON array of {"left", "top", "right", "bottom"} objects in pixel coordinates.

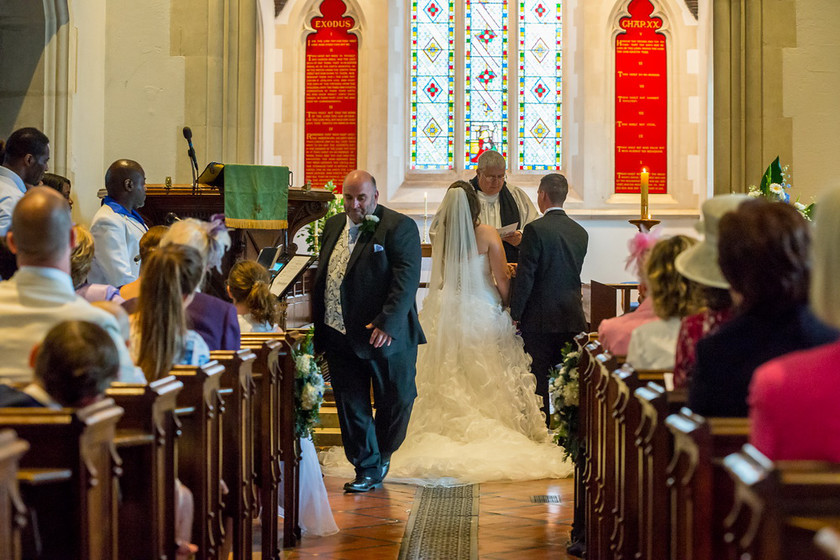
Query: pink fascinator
[{"left": 624, "top": 229, "right": 661, "bottom": 279}]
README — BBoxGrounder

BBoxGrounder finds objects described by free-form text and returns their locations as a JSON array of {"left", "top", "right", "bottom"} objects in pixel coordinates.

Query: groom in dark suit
[
  {"left": 510, "top": 173, "right": 588, "bottom": 426},
  {"left": 313, "top": 170, "right": 425, "bottom": 492}
]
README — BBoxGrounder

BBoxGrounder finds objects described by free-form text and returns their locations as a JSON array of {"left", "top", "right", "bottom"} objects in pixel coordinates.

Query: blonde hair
[
  {"left": 811, "top": 187, "right": 840, "bottom": 328},
  {"left": 160, "top": 217, "right": 231, "bottom": 273},
  {"left": 136, "top": 244, "right": 205, "bottom": 381},
  {"left": 70, "top": 225, "right": 94, "bottom": 288},
  {"left": 227, "top": 260, "right": 279, "bottom": 326},
  {"left": 645, "top": 235, "right": 702, "bottom": 319}
]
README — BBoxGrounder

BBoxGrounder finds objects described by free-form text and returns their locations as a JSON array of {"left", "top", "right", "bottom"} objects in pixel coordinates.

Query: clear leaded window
[{"left": 410, "top": 0, "right": 562, "bottom": 171}]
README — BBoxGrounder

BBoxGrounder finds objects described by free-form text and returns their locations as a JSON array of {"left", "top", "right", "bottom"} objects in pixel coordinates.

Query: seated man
[
  {"left": 88, "top": 159, "right": 149, "bottom": 287},
  {"left": 0, "top": 187, "right": 143, "bottom": 384},
  {"left": 0, "top": 320, "right": 118, "bottom": 408}
]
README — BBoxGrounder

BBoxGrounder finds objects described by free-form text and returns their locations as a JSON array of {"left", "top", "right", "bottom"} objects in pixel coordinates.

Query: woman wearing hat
[
  {"left": 688, "top": 198, "right": 838, "bottom": 418},
  {"left": 672, "top": 195, "right": 749, "bottom": 388}
]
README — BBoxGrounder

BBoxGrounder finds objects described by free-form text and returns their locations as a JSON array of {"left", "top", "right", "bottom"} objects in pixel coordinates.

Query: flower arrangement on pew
[
  {"left": 292, "top": 329, "right": 326, "bottom": 438},
  {"left": 549, "top": 342, "right": 582, "bottom": 461},
  {"left": 748, "top": 156, "right": 815, "bottom": 220}
]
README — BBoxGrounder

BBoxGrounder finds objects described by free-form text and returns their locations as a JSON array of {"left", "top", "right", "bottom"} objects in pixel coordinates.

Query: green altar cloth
[{"left": 223, "top": 164, "right": 289, "bottom": 229}]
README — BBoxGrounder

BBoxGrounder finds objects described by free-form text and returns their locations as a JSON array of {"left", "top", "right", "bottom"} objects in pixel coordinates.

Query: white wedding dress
[{"left": 321, "top": 187, "right": 572, "bottom": 485}]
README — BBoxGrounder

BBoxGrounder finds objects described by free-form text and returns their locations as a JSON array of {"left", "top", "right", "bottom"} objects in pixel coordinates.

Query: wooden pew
[
  {"left": 664, "top": 409, "right": 750, "bottom": 560},
  {"left": 0, "top": 400, "right": 123, "bottom": 560},
  {"left": 633, "top": 381, "right": 686, "bottom": 560},
  {"left": 209, "top": 348, "right": 257, "bottom": 560},
  {"left": 171, "top": 360, "right": 226, "bottom": 560},
  {"left": 106, "top": 376, "right": 183, "bottom": 560},
  {"left": 240, "top": 333, "right": 301, "bottom": 551},
  {"left": 568, "top": 332, "right": 590, "bottom": 549},
  {"left": 0, "top": 430, "right": 28, "bottom": 560},
  {"left": 723, "top": 445, "right": 840, "bottom": 560},
  {"left": 580, "top": 340, "right": 603, "bottom": 556},
  {"left": 609, "top": 364, "right": 645, "bottom": 560},
  {"left": 592, "top": 351, "right": 619, "bottom": 560}
]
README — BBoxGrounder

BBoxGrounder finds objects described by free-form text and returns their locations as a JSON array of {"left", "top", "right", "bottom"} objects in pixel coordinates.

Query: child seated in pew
[
  {"left": 226, "top": 260, "right": 281, "bottom": 333},
  {"left": 0, "top": 320, "right": 118, "bottom": 408},
  {"left": 749, "top": 187, "right": 840, "bottom": 461},
  {"left": 132, "top": 244, "right": 210, "bottom": 381},
  {"left": 228, "top": 260, "right": 339, "bottom": 537},
  {"left": 93, "top": 301, "right": 200, "bottom": 558},
  {"left": 626, "top": 235, "right": 702, "bottom": 370},
  {"left": 0, "top": 319, "right": 199, "bottom": 558}
]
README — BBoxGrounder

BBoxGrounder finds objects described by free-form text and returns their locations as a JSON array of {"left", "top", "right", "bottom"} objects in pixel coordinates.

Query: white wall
[{"left": 784, "top": 0, "right": 840, "bottom": 205}]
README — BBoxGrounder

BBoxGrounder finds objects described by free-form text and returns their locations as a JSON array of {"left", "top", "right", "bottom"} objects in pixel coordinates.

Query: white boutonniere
[{"left": 359, "top": 214, "right": 380, "bottom": 234}]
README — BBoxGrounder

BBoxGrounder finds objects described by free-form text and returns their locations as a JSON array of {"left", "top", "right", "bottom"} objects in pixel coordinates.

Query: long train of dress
[{"left": 321, "top": 254, "right": 573, "bottom": 486}]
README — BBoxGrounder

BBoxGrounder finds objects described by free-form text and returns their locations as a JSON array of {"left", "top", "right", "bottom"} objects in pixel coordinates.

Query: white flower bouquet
[
  {"left": 293, "top": 329, "right": 326, "bottom": 438},
  {"left": 549, "top": 344, "right": 582, "bottom": 461}
]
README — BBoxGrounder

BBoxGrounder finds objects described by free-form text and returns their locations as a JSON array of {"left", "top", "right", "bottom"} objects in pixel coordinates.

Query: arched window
[{"left": 410, "top": 1, "right": 562, "bottom": 172}]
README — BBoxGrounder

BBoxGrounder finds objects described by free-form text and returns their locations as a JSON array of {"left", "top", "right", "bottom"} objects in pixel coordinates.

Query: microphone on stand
[{"left": 182, "top": 126, "right": 200, "bottom": 194}]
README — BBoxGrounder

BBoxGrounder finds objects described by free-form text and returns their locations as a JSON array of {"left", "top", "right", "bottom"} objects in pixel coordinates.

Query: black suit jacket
[
  {"left": 313, "top": 204, "right": 425, "bottom": 359},
  {"left": 689, "top": 304, "right": 838, "bottom": 418},
  {"left": 510, "top": 209, "right": 588, "bottom": 334}
]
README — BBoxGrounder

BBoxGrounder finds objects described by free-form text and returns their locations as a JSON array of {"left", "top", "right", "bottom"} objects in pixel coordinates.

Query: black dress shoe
[
  {"left": 378, "top": 460, "right": 391, "bottom": 482},
  {"left": 566, "top": 540, "right": 586, "bottom": 558},
  {"left": 343, "top": 475, "right": 382, "bottom": 493}
]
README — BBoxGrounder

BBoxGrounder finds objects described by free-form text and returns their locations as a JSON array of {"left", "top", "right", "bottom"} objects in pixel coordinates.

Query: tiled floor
[{"left": 262, "top": 476, "right": 578, "bottom": 559}]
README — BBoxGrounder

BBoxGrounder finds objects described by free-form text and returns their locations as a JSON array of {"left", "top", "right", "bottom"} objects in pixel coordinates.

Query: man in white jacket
[
  {"left": 0, "top": 187, "right": 143, "bottom": 384},
  {"left": 88, "top": 159, "right": 149, "bottom": 287}
]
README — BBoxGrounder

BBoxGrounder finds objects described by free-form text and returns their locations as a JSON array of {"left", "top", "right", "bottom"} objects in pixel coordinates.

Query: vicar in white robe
[{"left": 468, "top": 150, "right": 538, "bottom": 263}]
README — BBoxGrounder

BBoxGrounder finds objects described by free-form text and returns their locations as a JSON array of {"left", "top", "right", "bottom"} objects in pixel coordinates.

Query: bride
[{"left": 324, "top": 181, "right": 572, "bottom": 485}]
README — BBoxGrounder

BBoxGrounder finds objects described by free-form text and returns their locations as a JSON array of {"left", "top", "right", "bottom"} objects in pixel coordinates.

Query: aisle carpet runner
[{"left": 398, "top": 484, "right": 479, "bottom": 560}]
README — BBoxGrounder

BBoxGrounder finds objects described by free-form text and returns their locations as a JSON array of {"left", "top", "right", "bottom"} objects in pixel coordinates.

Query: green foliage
[{"left": 305, "top": 181, "right": 343, "bottom": 254}]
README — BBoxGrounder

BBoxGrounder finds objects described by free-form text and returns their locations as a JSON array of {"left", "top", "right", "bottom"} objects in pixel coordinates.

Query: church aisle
[{"left": 259, "top": 476, "right": 577, "bottom": 559}]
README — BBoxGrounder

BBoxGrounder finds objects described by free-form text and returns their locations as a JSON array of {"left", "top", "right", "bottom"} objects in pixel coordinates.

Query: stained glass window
[
  {"left": 465, "top": 0, "right": 508, "bottom": 168},
  {"left": 519, "top": 0, "right": 562, "bottom": 170},
  {"left": 409, "top": 2, "right": 562, "bottom": 172},
  {"left": 411, "top": 0, "right": 455, "bottom": 169}
]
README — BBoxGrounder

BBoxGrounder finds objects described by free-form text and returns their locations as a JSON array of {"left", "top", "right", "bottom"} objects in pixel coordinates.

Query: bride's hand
[{"left": 366, "top": 323, "right": 393, "bottom": 348}]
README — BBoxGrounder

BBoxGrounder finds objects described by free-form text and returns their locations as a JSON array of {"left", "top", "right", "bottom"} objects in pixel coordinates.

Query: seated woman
[
  {"left": 626, "top": 235, "right": 702, "bottom": 370},
  {"left": 226, "top": 261, "right": 280, "bottom": 333},
  {"left": 70, "top": 225, "right": 124, "bottom": 303},
  {"left": 598, "top": 230, "right": 659, "bottom": 356},
  {"left": 120, "top": 225, "right": 169, "bottom": 304},
  {"left": 689, "top": 199, "right": 838, "bottom": 417},
  {"left": 131, "top": 244, "right": 209, "bottom": 381},
  {"left": 749, "top": 187, "right": 840, "bottom": 461},
  {"left": 672, "top": 194, "right": 748, "bottom": 388},
  {"left": 160, "top": 217, "right": 240, "bottom": 351}
]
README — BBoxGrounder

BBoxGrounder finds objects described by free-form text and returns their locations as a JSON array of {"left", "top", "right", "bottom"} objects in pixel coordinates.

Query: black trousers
[
  {"left": 522, "top": 331, "right": 578, "bottom": 427},
  {"left": 324, "top": 328, "right": 418, "bottom": 478}
]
